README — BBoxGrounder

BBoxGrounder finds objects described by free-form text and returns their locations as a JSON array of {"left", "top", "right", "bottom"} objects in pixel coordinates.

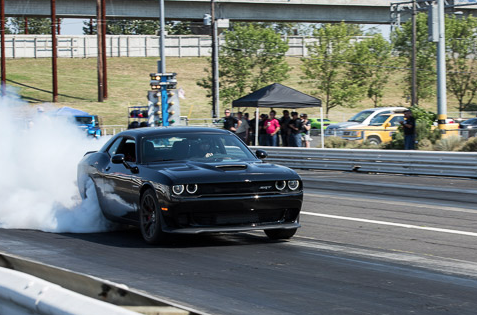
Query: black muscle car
[{"left": 77, "top": 127, "right": 302, "bottom": 244}]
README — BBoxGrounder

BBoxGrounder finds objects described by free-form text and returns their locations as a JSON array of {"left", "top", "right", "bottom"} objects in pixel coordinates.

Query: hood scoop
[{"left": 215, "top": 164, "right": 248, "bottom": 171}]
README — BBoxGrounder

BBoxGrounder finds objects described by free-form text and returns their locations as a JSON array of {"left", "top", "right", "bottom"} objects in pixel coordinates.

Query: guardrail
[
  {"left": 0, "top": 252, "right": 201, "bottom": 315},
  {"left": 257, "top": 147, "right": 477, "bottom": 178}
]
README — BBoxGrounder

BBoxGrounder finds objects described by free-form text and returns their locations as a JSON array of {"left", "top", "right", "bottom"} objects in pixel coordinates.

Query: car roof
[{"left": 117, "top": 126, "right": 232, "bottom": 138}]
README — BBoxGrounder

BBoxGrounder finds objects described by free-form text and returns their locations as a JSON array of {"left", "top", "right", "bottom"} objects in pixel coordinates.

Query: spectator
[
  {"left": 264, "top": 110, "right": 280, "bottom": 146},
  {"left": 223, "top": 109, "right": 238, "bottom": 133},
  {"left": 400, "top": 109, "right": 416, "bottom": 150},
  {"left": 288, "top": 112, "right": 302, "bottom": 147},
  {"left": 259, "top": 114, "right": 268, "bottom": 146},
  {"left": 279, "top": 110, "right": 291, "bottom": 147},
  {"left": 300, "top": 113, "right": 312, "bottom": 148},
  {"left": 235, "top": 111, "right": 249, "bottom": 142}
]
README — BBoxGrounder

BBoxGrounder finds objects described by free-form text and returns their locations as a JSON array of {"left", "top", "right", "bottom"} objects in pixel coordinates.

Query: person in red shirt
[{"left": 264, "top": 110, "right": 280, "bottom": 146}]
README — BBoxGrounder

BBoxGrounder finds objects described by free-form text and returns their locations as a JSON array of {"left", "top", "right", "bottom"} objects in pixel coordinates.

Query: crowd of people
[{"left": 222, "top": 109, "right": 312, "bottom": 147}]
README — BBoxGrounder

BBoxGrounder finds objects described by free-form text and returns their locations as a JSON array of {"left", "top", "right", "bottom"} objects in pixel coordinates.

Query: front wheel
[
  {"left": 265, "top": 228, "right": 297, "bottom": 240},
  {"left": 140, "top": 189, "right": 168, "bottom": 244},
  {"left": 367, "top": 136, "right": 381, "bottom": 145}
]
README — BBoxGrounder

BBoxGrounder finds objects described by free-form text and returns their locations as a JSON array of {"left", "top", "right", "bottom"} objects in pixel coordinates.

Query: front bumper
[{"left": 160, "top": 192, "right": 303, "bottom": 233}]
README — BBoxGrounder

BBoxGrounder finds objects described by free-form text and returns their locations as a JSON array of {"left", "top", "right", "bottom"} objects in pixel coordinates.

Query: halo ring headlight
[
  {"left": 172, "top": 185, "right": 185, "bottom": 195},
  {"left": 186, "top": 184, "right": 198, "bottom": 194},
  {"left": 275, "top": 180, "right": 286, "bottom": 191},
  {"left": 287, "top": 180, "right": 299, "bottom": 191}
]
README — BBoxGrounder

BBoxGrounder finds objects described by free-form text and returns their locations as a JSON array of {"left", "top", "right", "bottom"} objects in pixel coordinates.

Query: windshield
[
  {"left": 369, "top": 114, "right": 390, "bottom": 126},
  {"left": 348, "top": 110, "right": 374, "bottom": 123},
  {"left": 141, "top": 133, "right": 257, "bottom": 163},
  {"left": 75, "top": 116, "right": 93, "bottom": 125}
]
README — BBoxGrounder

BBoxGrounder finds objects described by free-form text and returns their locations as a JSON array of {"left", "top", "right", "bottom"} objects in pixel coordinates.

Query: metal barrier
[{"left": 257, "top": 147, "right": 477, "bottom": 178}]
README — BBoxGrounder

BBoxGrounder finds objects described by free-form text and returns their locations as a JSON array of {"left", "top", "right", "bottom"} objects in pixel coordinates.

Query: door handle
[{"left": 105, "top": 166, "right": 111, "bottom": 171}]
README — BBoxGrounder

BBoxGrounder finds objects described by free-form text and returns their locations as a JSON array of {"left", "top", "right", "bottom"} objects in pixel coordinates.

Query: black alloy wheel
[
  {"left": 140, "top": 189, "right": 168, "bottom": 244},
  {"left": 264, "top": 228, "right": 297, "bottom": 240}
]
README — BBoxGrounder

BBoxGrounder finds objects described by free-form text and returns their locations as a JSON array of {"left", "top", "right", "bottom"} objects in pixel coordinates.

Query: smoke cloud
[{"left": 0, "top": 89, "right": 114, "bottom": 233}]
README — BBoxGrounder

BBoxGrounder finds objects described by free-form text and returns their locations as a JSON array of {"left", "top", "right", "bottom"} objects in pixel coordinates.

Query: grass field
[{"left": 4, "top": 56, "right": 457, "bottom": 126}]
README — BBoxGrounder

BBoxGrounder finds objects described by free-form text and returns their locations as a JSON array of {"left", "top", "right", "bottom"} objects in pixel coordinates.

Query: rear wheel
[
  {"left": 367, "top": 136, "right": 381, "bottom": 145},
  {"left": 265, "top": 228, "right": 297, "bottom": 240},
  {"left": 140, "top": 189, "right": 168, "bottom": 244}
]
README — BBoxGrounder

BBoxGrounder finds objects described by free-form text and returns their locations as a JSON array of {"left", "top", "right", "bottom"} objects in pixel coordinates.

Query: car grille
[
  {"left": 199, "top": 181, "right": 278, "bottom": 195},
  {"left": 188, "top": 209, "right": 286, "bottom": 226}
]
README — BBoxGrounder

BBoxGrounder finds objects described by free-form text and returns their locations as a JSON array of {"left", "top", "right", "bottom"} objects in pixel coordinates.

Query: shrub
[
  {"left": 324, "top": 136, "right": 348, "bottom": 148},
  {"left": 433, "top": 136, "right": 463, "bottom": 151},
  {"left": 417, "top": 138, "right": 433, "bottom": 150},
  {"left": 459, "top": 137, "right": 477, "bottom": 152}
]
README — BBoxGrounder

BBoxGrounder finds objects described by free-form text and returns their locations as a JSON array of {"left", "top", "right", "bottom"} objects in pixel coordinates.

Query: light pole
[
  {"left": 211, "top": 0, "right": 219, "bottom": 118},
  {"left": 436, "top": 0, "right": 447, "bottom": 130}
]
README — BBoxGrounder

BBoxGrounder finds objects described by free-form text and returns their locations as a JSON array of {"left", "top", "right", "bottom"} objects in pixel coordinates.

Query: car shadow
[{"left": 57, "top": 227, "right": 290, "bottom": 249}]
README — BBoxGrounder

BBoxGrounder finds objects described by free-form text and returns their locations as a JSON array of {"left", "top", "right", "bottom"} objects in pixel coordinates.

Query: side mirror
[
  {"left": 111, "top": 154, "right": 138, "bottom": 173},
  {"left": 111, "top": 154, "right": 125, "bottom": 164},
  {"left": 255, "top": 149, "right": 268, "bottom": 159},
  {"left": 384, "top": 122, "right": 391, "bottom": 128}
]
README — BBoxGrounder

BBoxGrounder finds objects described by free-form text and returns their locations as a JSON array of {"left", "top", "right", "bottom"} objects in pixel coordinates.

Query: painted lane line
[
  {"left": 301, "top": 211, "right": 477, "bottom": 237},
  {"left": 305, "top": 192, "right": 477, "bottom": 214}
]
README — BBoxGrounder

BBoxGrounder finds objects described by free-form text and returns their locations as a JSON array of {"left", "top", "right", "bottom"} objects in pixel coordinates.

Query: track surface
[{"left": 1, "top": 171, "right": 477, "bottom": 314}]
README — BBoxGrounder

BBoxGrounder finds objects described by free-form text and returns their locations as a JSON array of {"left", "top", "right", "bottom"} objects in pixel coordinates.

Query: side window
[
  {"left": 117, "top": 138, "right": 137, "bottom": 162},
  {"left": 107, "top": 137, "right": 123, "bottom": 157},
  {"left": 389, "top": 116, "right": 404, "bottom": 126}
]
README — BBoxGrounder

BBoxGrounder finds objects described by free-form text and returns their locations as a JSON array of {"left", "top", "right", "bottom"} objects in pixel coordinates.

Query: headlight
[
  {"left": 186, "top": 184, "right": 198, "bottom": 194},
  {"left": 275, "top": 180, "right": 286, "bottom": 191},
  {"left": 172, "top": 185, "right": 184, "bottom": 195},
  {"left": 288, "top": 180, "right": 299, "bottom": 191},
  {"left": 348, "top": 131, "right": 361, "bottom": 137}
]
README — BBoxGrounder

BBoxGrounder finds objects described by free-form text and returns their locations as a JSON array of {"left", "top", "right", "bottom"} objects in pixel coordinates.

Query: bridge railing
[{"left": 255, "top": 146, "right": 477, "bottom": 178}]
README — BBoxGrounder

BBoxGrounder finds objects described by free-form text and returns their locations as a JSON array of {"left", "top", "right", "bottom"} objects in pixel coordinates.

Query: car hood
[
  {"left": 146, "top": 160, "right": 299, "bottom": 184},
  {"left": 326, "top": 122, "right": 361, "bottom": 129}
]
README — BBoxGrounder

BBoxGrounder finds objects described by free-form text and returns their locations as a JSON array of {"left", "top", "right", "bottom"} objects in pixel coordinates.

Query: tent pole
[
  {"left": 255, "top": 107, "right": 259, "bottom": 146},
  {"left": 320, "top": 107, "right": 324, "bottom": 149}
]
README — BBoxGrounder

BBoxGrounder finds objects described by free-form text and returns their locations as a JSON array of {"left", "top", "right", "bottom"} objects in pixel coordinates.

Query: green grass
[{"left": 4, "top": 56, "right": 456, "bottom": 126}]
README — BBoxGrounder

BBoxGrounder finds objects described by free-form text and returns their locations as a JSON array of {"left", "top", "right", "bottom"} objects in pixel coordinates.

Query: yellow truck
[
  {"left": 340, "top": 113, "right": 404, "bottom": 145},
  {"left": 341, "top": 113, "right": 460, "bottom": 145}
]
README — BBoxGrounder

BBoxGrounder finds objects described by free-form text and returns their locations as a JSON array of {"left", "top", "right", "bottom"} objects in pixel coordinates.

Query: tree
[
  {"left": 446, "top": 15, "right": 477, "bottom": 114},
  {"left": 7, "top": 17, "right": 51, "bottom": 34},
  {"left": 301, "top": 22, "right": 364, "bottom": 116},
  {"left": 348, "top": 33, "right": 394, "bottom": 107},
  {"left": 197, "top": 23, "right": 290, "bottom": 108},
  {"left": 391, "top": 12, "right": 436, "bottom": 104}
]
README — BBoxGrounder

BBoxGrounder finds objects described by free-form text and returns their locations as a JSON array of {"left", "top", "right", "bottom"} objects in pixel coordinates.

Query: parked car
[
  {"left": 325, "top": 107, "right": 407, "bottom": 137},
  {"left": 309, "top": 118, "right": 337, "bottom": 130},
  {"left": 459, "top": 118, "right": 477, "bottom": 139},
  {"left": 77, "top": 127, "right": 303, "bottom": 244},
  {"left": 340, "top": 113, "right": 404, "bottom": 145}
]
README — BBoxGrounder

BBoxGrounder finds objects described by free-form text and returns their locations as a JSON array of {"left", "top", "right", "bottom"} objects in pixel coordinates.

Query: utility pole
[
  {"left": 411, "top": 0, "right": 417, "bottom": 106},
  {"left": 96, "top": 0, "right": 104, "bottom": 102},
  {"left": 211, "top": 0, "right": 219, "bottom": 118},
  {"left": 1, "top": 0, "right": 6, "bottom": 97},
  {"left": 51, "top": 0, "right": 58, "bottom": 102},
  {"left": 101, "top": 0, "right": 107, "bottom": 99},
  {"left": 436, "top": 0, "right": 447, "bottom": 130}
]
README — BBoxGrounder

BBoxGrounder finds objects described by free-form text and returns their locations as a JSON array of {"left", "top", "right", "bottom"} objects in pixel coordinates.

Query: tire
[
  {"left": 139, "top": 189, "right": 168, "bottom": 244},
  {"left": 265, "top": 228, "right": 297, "bottom": 240},
  {"left": 367, "top": 136, "right": 381, "bottom": 145}
]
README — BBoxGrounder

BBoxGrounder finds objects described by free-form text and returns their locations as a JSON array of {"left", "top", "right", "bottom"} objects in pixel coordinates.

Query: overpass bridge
[{"left": 3, "top": 0, "right": 477, "bottom": 25}]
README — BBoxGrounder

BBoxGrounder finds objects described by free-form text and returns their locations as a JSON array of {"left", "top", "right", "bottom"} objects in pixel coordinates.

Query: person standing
[
  {"left": 279, "top": 110, "right": 291, "bottom": 147},
  {"left": 235, "top": 111, "right": 249, "bottom": 143},
  {"left": 223, "top": 109, "right": 238, "bottom": 133},
  {"left": 258, "top": 114, "right": 268, "bottom": 146},
  {"left": 400, "top": 109, "right": 416, "bottom": 150},
  {"left": 300, "top": 113, "right": 312, "bottom": 148},
  {"left": 264, "top": 110, "right": 280, "bottom": 146},
  {"left": 288, "top": 112, "right": 302, "bottom": 147}
]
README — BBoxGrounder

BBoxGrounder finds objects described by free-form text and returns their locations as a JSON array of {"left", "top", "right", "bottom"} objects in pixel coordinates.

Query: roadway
[{"left": 1, "top": 171, "right": 477, "bottom": 314}]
